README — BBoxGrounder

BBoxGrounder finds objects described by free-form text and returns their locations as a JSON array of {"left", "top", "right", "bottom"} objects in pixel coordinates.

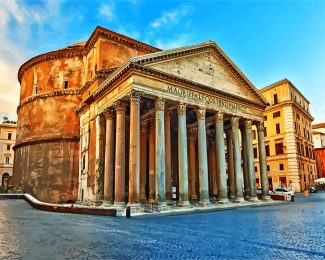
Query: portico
[{"left": 77, "top": 41, "right": 271, "bottom": 210}]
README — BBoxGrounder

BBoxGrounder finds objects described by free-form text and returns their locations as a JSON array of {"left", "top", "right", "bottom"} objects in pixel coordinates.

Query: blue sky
[{"left": 1, "top": 0, "right": 325, "bottom": 123}]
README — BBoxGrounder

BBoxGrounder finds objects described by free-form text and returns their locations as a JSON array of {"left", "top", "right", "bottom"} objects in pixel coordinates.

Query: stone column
[
  {"left": 155, "top": 98, "right": 167, "bottom": 206},
  {"left": 177, "top": 103, "right": 190, "bottom": 206},
  {"left": 209, "top": 130, "right": 218, "bottom": 196},
  {"left": 244, "top": 120, "right": 258, "bottom": 201},
  {"left": 165, "top": 110, "right": 172, "bottom": 204},
  {"left": 241, "top": 127, "right": 250, "bottom": 200},
  {"left": 196, "top": 108, "right": 210, "bottom": 206},
  {"left": 128, "top": 91, "right": 141, "bottom": 207},
  {"left": 215, "top": 113, "right": 228, "bottom": 203},
  {"left": 114, "top": 100, "right": 127, "bottom": 208},
  {"left": 226, "top": 129, "right": 235, "bottom": 199},
  {"left": 103, "top": 108, "right": 115, "bottom": 206},
  {"left": 188, "top": 128, "right": 198, "bottom": 200},
  {"left": 231, "top": 116, "right": 245, "bottom": 203},
  {"left": 257, "top": 121, "right": 271, "bottom": 200},
  {"left": 148, "top": 118, "right": 155, "bottom": 203},
  {"left": 140, "top": 121, "right": 148, "bottom": 202}
]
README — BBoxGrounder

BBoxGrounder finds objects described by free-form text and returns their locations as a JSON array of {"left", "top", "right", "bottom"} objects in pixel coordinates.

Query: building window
[
  {"left": 273, "top": 94, "right": 278, "bottom": 104},
  {"left": 35, "top": 86, "right": 38, "bottom": 94},
  {"left": 263, "top": 115, "right": 267, "bottom": 121},
  {"left": 279, "top": 163, "right": 284, "bottom": 171},
  {"left": 275, "top": 142, "right": 284, "bottom": 155},
  {"left": 6, "top": 144, "right": 10, "bottom": 151},
  {"left": 253, "top": 147, "right": 258, "bottom": 158},
  {"left": 265, "top": 145, "right": 270, "bottom": 156},
  {"left": 95, "top": 64, "right": 98, "bottom": 72},
  {"left": 252, "top": 130, "right": 256, "bottom": 139},
  {"left": 64, "top": 81, "right": 68, "bottom": 89},
  {"left": 276, "top": 123, "right": 280, "bottom": 134},
  {"left": 267, "top": 165, "right": 270, "bottom": 172},
  {"left": 264, "top": 127, "right": 267, "bottom": 137},
  {"left": 273, "top": 111, "right": 280, "bottom": 118},
  {"left": 255, "top": 166, "right": 258, "bottom": 173},
  {"left": 8, "top": 133, "right": 12, "bottom": 140},
  {"left": 296, "top": 113, "right": 300, "bottom": 120},
  {"left": 5, "top": 157, "right": 9, "bottom": 164}
]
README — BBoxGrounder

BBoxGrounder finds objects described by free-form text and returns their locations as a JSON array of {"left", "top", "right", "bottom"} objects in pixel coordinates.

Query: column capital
[
  {"left": 196, "top": 107, "right": 206, "bottom": 120},
  {"left": 103, "top": 107, "right": 115, "bottom": 119},
  {"left": 244, "top": 119, "right": 252, "bottom": 130},
  {"left": 155, "top": 97, "right": 165, "bottom": 111},
  {"left": 115, "top": 100, "right": 127, "bottom": 113},
  {"left": 177, "top": 103, "right": 187, "bottom": 116},
  {"left": 256, "top": 121, "right": 265, "bottom": 132},
  {"left": 129, "top": 90, "right": 141, "bottom": 104},
  {"left": 140, "top": 121, "right": 148, "bottom": 133},
  {"left": 231, "top": 116, "right": 240, "bottom": 127},
  {"left": 214, "top": 112, "right": 224, "bottom": 123}
]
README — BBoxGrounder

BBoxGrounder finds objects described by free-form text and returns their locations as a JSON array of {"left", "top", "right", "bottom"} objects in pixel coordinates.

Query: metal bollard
[{"left": 126, "top": 206, "right": 131, "bottom": 218}]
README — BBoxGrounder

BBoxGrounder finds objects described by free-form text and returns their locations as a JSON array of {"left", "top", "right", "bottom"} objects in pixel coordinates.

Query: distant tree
[{"left": 3, "top": 116, "right": 8, "bottom": 122}]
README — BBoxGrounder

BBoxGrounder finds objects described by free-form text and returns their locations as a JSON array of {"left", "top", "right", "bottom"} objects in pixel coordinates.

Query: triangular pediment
[{"left": 145, "top": 51, "right": 259, "bottom": 103}]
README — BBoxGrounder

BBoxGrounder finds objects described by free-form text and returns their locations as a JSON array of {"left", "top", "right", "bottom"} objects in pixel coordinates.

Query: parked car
[
  {"left": 272, "top": 188, "right": 294, "bottom": 196},
  {"left": 309, "top": 186, "right": 318, "bottom": 193}
]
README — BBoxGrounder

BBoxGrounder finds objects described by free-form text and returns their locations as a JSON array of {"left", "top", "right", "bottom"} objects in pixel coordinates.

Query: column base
[
  {"left": 102, "top": 201, "right": 114, "bottom": 207},
  {"left": 178, "top": 200, "right": 191, "bottom": 207},
  {"left": 198, "top": 199, "right": 211, "bottom": 207},
  {"left": 158, "top": 202, "right": 170, "bottom": 211},
  {"left": 261, "top": 195, "right": 272, "bottom": 201},
  {"left": 248, "top": 196, "right": 259, "bottom": 202},
  {"left": 217, "top": 197, "right": 229, "bottom": 204},
  {"left": 113, "top": 202, "right": 126, "bottom": 208},
  {"left": 233, "top": 197, "right": 246, "bottom": 203}
]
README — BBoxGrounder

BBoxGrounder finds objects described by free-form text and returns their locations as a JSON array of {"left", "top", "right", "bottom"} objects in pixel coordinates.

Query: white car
[
  {"left": 272, "top": 188, "right": 294, "bottom": 196},
  {"left": 256, "top": 188, "right": 273, "bottom": 195}
]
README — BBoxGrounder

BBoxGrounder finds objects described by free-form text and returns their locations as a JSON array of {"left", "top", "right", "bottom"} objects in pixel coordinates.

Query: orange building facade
[{"left": 13, "top": 27, "right": 159, "bottom": 203}]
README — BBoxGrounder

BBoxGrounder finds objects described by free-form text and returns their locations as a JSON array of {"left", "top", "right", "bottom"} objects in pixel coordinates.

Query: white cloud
[
  {"left": 155, "top": 34, "right": 193, "bottom": 50},
  {"left": 99, "top": 4, "right": 115, "bottom": 21},
  {"left": 151, "top": 5, "right": 191, "bottom": 29}
]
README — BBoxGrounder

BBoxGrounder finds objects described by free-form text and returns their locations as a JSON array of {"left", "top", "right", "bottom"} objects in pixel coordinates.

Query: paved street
[{"left": 1, "top": 193, "right": 325, "bottom": 259}]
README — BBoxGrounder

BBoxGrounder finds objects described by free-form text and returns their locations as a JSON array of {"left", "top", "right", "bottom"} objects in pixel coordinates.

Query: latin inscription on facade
[{"left": 166, "top": 85, "right": 247, "bottom": 113}]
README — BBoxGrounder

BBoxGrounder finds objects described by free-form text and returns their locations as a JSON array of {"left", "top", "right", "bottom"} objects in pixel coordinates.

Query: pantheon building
[{"left": 13, "top": 26, "right": 271, "bottom": 208}]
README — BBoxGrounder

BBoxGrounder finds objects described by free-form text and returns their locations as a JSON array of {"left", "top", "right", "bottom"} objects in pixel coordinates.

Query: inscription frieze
[{"left": 166, "top": 85, "right": 247, "bottom": 113}]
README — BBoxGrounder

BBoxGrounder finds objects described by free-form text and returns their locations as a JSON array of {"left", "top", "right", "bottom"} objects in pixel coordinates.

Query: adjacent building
[
  {"left": 253, "top": 79, "right": 317, "bottom": 192},
  {"left": 0, "top": 120, "right": 16, "bottom": 191},
  {"left": 13, "top": 26, "right": 272, "bottom": 206},
  {"left": 312, "top": 123, "right": 325, "bottom": 178}
]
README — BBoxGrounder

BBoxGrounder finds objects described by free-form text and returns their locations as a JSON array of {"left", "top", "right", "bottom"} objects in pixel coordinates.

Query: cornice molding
[
  {"left": 17, "top": 89, "right": 81, "bottom": 113},
  {"left": 96, "top": 67, "right": 119, "bottom": 79},
  {"left": 18, "top": 48, "right": 83, "bottom": 83},
  {"left": 83, "top": 26, "right": 160, "bottom": 55},
  {"left": 94, "top": 63, "right": 266, "bottom": 110},
  {"left": 131, "top": 44, "right": 268, "bottom": 107},
  {"left": 13, "top": 136, "right": 79, "bottom": 150}
]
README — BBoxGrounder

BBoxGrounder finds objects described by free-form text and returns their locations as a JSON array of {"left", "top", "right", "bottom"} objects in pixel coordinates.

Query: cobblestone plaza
[{"left": 1, "top": 193, "right": 324, "bottom": 259}]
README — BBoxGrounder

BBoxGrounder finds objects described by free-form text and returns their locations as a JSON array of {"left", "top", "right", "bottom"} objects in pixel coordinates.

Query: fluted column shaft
[
  {"left": 155, "top": 98, "right": 166, "bottom": 205},
  {"left": 140, "top": 121, "right": 147, "bottom": 202},
  {"left": 197, "top": 108, "right": 210, "bottom": 206},
  {"left": 165, "top": 110, "right": 172, "bottom": 204},
  {"left": 178, "top": 103, "right": 190, "bottom": 206},
  {"left": 103, "top": 109, "right": 115, "bottom": 206},
  {"left": 231, "top": 117, "right": 245, "bottom": 202},
  {"left": 244, "top": 120, "right": 258, "bottom": 201},
  {"left": 148, "top": 118, "right": 155, "bottom": 203},
  {"left": 241, "top": 127, "right": 250, "bottom": 200},
  {"left": 128, "top": 91, "right": 141, "bottom": 206},
  {"left": 257, "top": 121, "right": 271, "bottom": 200},
  {"left": 226, "top": 129, "right": 235, "bottom": 199},
  {"left": 215, "top": 113, "right": 228, "bottom": 203},
  {"left": 114, "top": 101, "right": 127, "bottom": 207},
  {"left": 188, "top": 129, "right": 198, "bottom": 200}
]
